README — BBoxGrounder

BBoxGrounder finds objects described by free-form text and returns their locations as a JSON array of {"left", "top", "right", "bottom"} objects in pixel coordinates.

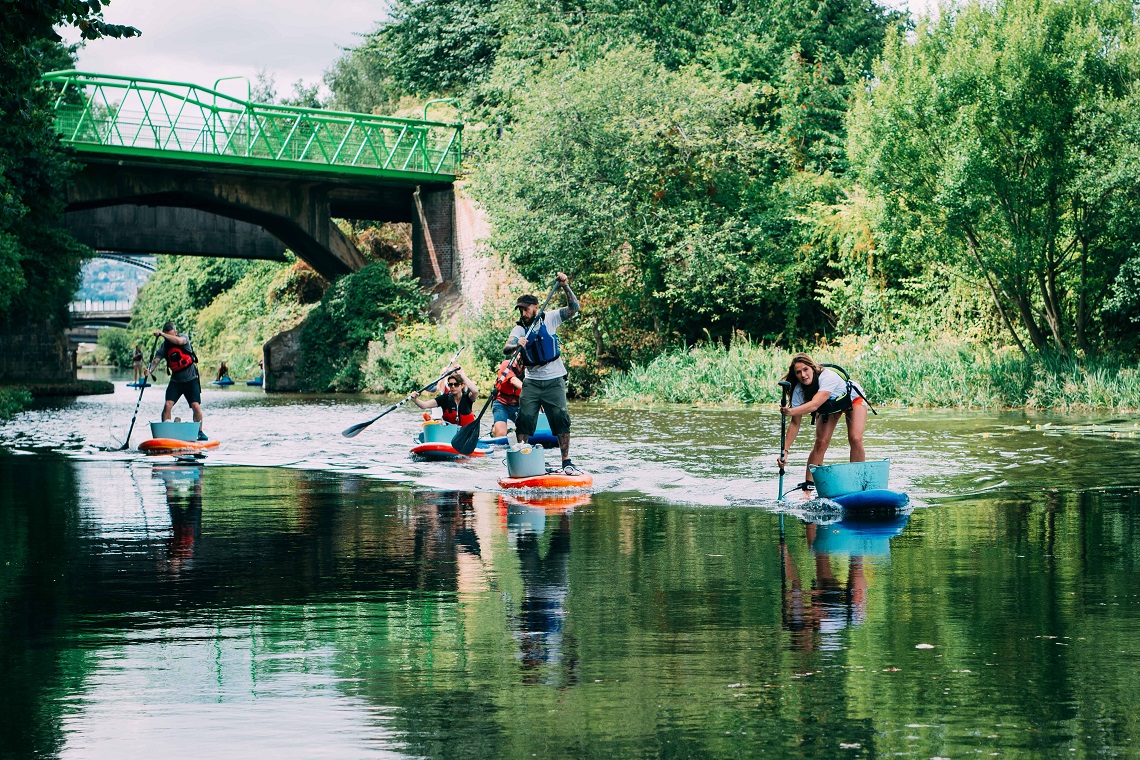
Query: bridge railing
[
  {"left": 71, "top": 299, "right": 133, "bottom": 313},
  {"left": 44, "top": 71, "right": 462, "bottom": 179}
]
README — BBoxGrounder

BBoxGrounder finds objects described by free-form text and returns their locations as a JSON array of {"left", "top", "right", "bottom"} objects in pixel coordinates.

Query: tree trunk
[
  {"left": 964, "top": 227, "right": 1030, "bottom": 356},
  {"left": 1014, "top": 291, "right": 1047, "bottom": 350},
  {"left": 1076, "top": 238, "right": 1090, "bottom": 353}
]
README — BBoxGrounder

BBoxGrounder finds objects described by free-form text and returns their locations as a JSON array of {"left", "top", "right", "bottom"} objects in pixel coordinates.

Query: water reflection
[
  {"left": 782, "top": 513, "right": 910, "bottom": 653},
  {"left": 4, "top": 453, "right": 1140, "bottom": 757},
  {"left": 152, "top": 462, "right": 203, "bottom": 574}
]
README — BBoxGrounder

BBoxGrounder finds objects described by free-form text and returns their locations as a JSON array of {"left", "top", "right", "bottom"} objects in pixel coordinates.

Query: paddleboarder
[
  {"left": 132, "top": 344, "right": 145, "bottom": 384},
  {"left": 490, "top": 359, "right": 524, "bottom": 438},
  {"left": 506, "top": 272, "right": 581, "bottom": 475},
  {"left": 146, "top": 322, "right": 208, "bottom": 441},
  {"left": 777, "top": 353, "right": 870, "bottom": 492},
  {"left": 411, "top": 365, "right": 478, "bottom": 425}
]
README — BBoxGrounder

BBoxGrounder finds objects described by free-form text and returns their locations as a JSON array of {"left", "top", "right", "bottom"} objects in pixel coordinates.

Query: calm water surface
[{"left": 2, "top": 377, "right": 1140, "bottom": 758}]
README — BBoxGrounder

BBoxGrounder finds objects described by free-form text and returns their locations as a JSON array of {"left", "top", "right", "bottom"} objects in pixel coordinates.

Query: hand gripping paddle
[{"left": 341, "top": 347, "right": 464, "bottom": 438}]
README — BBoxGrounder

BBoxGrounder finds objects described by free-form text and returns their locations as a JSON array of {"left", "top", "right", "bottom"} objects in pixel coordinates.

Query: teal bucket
[
  {"left": 505, "top": 445, "right": 547, "bottom": 478},
  {"left": 149, "top": 421, "right": 201, "bottom": 441},
  {"left": 420, "top": 421, "right": 458, "bottom": 444},
  {"left": 809, "top": 459, "right": 890, "bottom": 498}
]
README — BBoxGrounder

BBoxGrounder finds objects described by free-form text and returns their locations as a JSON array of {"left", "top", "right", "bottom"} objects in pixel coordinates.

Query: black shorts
[{"left": 165, "top": 377, "right": 202, "bottom": 406}]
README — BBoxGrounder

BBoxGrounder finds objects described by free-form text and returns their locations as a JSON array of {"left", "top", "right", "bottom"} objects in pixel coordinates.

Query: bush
[
  {"left": 95, "top": 327, "right": 134, "bottom": 368},
  {"left": 0, "top": 387, "right": 32, "bottom": 419},
  {"left": 600, "top": 336, "right": 1140, "bottom": 411},
  {"left": 299, "top": 263, "right": 427, "bottom": 392}
]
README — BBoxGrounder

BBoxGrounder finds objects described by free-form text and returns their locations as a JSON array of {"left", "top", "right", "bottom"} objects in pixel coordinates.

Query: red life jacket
[
  {"left": 165, "top": 345, "right": 195, "bottom": 373},
  {"left": 494, "top": 361, "right": 522, "bottom": 405},
  {"left": 438, "top": 391, "right": 475, "bottom": 426}
]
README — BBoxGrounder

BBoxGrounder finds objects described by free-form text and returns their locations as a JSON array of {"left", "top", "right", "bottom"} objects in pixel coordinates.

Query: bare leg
[
  {"left": 491, "top": 420, "right": 508, "bottom": 437},
  {"left": 805, "top": 415, "right": 839, "bottom": 483},
  {"left": 845, "top": 403, "right": 867, "bottom": 462},
  {"left": 190, "top": 401, "right": 203, "bottom": 426},
  {"left": 557, "top": 433, "right": 570, "bottom": 461},
  {"left": 162, "top": 400, "right": 175, "bottom": 422}
]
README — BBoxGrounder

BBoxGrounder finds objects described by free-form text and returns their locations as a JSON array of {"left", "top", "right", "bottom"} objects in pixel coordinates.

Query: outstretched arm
[
  {"left": 556, "top": 271, "right": 580, "bottom": 319},
  {"left": 781, "top": 389, "right": 831, "bottom": 418},
  {"left": 410, "top": 392, "right": 439, "bottom": 410}
]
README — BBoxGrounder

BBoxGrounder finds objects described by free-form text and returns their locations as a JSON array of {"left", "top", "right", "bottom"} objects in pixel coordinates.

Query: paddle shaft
[
  {"left": 777, "top": 380, "right": 791, "bottom": 499},
  {"left": 451, "top": 279, "right": 563, "bottom": 455},
  {"left": 121, "top": 336, "right": 160, "bottom": 450},
  {"left": 341, "top": 348, "right": 463, "bottom": 438}
]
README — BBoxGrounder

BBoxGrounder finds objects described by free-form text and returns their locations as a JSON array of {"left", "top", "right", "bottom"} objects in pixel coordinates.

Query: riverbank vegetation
[
  {"left": 0, "top": 2, "right": 137, "bottom": 330},
  {"left": 315, "top": 0, "right": 1140, "bottom": 409}
]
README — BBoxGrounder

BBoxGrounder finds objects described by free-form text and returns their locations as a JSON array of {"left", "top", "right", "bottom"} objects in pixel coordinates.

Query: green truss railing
[{"left": 43, "top": 70, "right": 462, "bottom": 180}]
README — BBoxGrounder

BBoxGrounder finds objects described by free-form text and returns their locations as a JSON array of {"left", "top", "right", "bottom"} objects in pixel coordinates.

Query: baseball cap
[{"left": 515, "top": 294, "right": 539, "bottom": 308}]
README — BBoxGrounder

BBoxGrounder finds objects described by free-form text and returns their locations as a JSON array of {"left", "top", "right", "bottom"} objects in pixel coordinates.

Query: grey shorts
[{"left": 517, "top": 376, "right": 570, "bottom": 436}]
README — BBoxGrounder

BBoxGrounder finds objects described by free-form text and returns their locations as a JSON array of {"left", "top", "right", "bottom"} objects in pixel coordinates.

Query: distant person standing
[
  {"left": 505, "top": 272, "right": 580, "bottom": 474},
  {"left": 132, "top": 344, "right": 145, "bottom": 384},
  {"left": 147, "top": 322, "right": 207, "bottom": 440},
  {"left": 216, "top": 360, "right": 229, "bottom": 382}
]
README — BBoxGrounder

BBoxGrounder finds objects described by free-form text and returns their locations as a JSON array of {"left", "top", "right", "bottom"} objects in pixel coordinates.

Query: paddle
[
  {"left": 451, "top": 279, "right": 562, "bottom": 455},
  {"left": 777, "top": 380, "right": 792, "bottom": 498},
  {"left": 121, "top": 336, "right": 160, "bottom": 451},
  {"left": 341, "top": 347, "right": 463, "bottom": 438}
]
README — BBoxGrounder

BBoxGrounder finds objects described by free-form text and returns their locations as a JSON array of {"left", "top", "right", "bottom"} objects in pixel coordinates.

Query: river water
[{"left": 2, "top": 375, "right": 1140, "bottom": 758}]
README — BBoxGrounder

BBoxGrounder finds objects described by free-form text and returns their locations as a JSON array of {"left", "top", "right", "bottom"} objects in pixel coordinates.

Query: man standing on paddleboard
[
  {"left": 147, "top": 321, "right": 208, "bottom": 441},
  {"left": 506, "top": 272, "right": 581, "bottom": 474}
]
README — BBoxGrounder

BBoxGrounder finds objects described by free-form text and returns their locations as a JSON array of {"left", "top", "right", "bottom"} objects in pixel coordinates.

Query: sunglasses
[{"left": 447, "top": 381, "right": 462, "bottom": 387}]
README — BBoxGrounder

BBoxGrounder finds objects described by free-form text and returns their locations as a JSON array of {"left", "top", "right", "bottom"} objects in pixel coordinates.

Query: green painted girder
[{"left": 43, "top": 70, "right": 462, "bottom": 181}]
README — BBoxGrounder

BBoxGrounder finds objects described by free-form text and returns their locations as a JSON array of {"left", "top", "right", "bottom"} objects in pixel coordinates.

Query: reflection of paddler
[
  {"left": 780, "top": 521, "right": 874, "bottom": 653},
  {"left": 507, "top": 505, "right": 572, "bottom": 682},
  {"left": 152, "top": 463, "right": 203, "bottom": 573}
]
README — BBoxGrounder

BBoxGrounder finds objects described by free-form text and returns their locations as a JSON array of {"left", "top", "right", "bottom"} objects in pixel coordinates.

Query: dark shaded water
[{"left": 2, "top": 380, "right": 1140, "bottom": 757}]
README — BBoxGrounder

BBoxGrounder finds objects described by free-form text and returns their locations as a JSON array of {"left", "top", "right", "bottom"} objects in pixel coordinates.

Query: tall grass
[{"left": 599, "top": 336, "right": 1140, "bottom": 411}]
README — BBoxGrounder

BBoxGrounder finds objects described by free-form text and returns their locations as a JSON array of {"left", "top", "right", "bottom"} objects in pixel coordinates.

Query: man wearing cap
[{"left": 504, "top": 271, "right": 581, "bottom": 474}]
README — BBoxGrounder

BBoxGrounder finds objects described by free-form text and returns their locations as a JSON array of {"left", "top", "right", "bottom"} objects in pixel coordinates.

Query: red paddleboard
[{"left": 410, "top": 442, "right": 489, "bottom": 461}]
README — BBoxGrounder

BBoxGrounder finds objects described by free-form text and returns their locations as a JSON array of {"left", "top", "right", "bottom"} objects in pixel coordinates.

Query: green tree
[
  {"left": 849, "top": 0, "right": 1140, "bottom": 353},
  {"left": 0, "top": 1, "right": 138, "bottom": 325}
]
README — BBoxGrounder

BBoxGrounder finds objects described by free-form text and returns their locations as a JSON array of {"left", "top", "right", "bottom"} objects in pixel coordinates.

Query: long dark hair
[{"left": 784, "top": 352, "right": 823, "bottom": 398}]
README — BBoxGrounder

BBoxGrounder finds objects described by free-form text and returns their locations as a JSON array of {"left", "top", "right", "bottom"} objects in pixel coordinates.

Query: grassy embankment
[{"left": 599, "top": 336, "right": 1140, "bottom": 411}]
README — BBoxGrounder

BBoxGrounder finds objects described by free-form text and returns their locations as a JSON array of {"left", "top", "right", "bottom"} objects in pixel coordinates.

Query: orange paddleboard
[{"left": 139, "top": 438, "right": 220, "bottom": 455}]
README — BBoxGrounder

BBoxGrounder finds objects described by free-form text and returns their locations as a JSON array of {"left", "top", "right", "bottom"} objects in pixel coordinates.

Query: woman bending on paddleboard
[
  {"left": 778, "top": 353, "right": 871, "bottom": 492},
  {"left": 411, "top": 365, "right": 478, "bottom": 426}
]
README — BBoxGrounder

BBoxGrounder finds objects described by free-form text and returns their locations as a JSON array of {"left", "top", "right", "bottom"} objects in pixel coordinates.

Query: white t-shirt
[
  {"left": 509, "top": 308, "right": 569, "bottom": 381},
  {"left": 790, "top": 368, "right": 863, "bottom": 407}
]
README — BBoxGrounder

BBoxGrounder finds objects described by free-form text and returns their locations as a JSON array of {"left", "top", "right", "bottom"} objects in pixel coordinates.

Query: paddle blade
[
  {"left": 451, "top": 420, "right": 482, "bottom": 455},
  {"left": 341, "top": 421, "right": 372, "bottom": 438}
]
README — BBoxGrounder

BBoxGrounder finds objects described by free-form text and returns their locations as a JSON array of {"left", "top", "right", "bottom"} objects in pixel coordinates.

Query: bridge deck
[{"left": 45, "top": 71, "right": 462, "bottom": 183}]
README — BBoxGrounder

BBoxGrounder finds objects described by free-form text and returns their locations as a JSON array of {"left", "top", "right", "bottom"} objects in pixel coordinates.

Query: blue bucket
[
  {"left": 809, "top": 459, "right": 890, "bottom": 498},
  {"left": 420, "top": 421, "right": 458, "bottom": 444},
  {"left": 149, "top": 421, "right": 201, "bottom": 441},
  {"left": 505, "top": 445, "right": 547, "bottom": 477}
]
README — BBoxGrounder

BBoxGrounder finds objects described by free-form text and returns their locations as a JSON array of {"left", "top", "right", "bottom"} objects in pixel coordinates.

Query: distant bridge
[
  {"left": 46, "top": 71, "right": 464, "bottom": 282},
  {"left": 70, "top": 299, "right": 133, "bottom": 327}
]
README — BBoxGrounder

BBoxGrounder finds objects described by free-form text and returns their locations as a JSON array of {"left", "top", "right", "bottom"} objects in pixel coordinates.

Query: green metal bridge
[{"left": 44, "top": 70, "right": 462, "bottom": 182}]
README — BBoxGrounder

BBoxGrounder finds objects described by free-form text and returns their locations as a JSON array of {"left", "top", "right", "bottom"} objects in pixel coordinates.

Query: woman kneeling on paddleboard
[
  {"left": 411, "top": 366, "right": 478, "bottom": 425},
  {"left": 777, "top": 353, "right": 873, "bottom": 492}
]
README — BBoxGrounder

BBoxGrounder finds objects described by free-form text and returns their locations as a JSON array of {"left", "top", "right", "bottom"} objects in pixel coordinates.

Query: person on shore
[
  {"left": 490, "top": 359, "right": 524, "bottom": 438},
  {"left": 147, "top": 322, "right": 207, "bottom": 441},
  {"left": 506, "top": 272, "right": 581, "bottom": 474},
  {"left": 216, "top": 360, "right": 229, "bottom": 382},
  {"left": 778, "top": 353, "right": 869, "bottom": 491},
  {"left": 411, "top": 365, "right": 478, "bottom": 425},
  {"left": 132, "top": 344, "right": 145, "bottom": 384}
]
